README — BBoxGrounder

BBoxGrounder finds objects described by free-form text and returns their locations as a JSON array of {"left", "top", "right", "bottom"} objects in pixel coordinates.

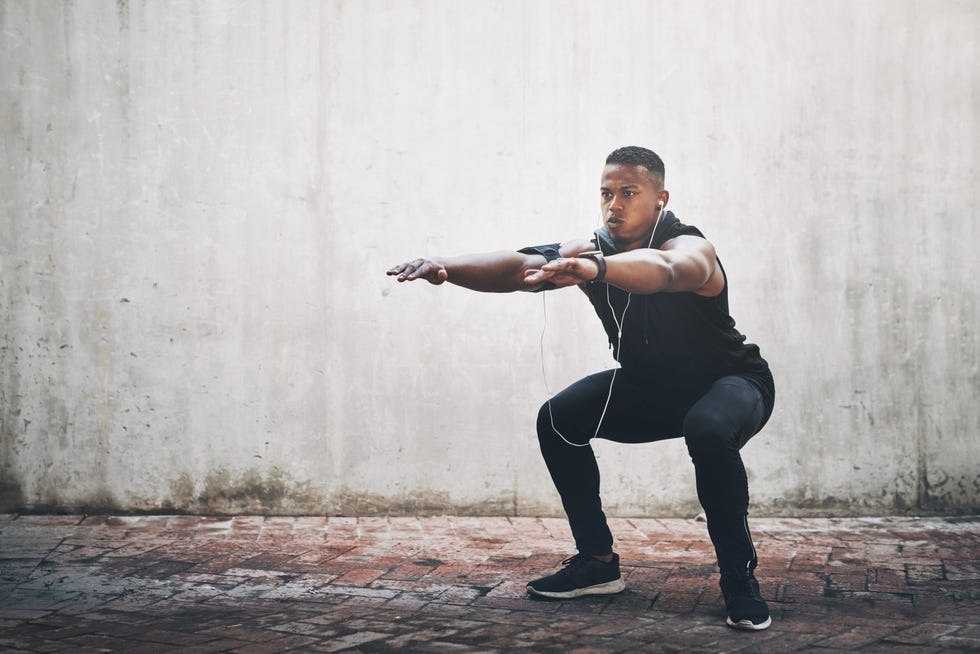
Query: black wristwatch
[{"left": 578, "top": 250, "right": 606, "bottom": 283}]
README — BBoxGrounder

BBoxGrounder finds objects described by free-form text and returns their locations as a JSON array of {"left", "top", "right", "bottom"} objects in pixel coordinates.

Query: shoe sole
[
  {"left": 726, "top": 616, "right": 772, "bottom": 631},
  {"left": 526, "top": 578, "right": 626, "bottom": 599}
]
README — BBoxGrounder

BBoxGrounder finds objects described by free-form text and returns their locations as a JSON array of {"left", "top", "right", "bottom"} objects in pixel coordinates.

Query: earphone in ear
[{"left": 657, "top": 201, "right": 664, "bottom": 209}]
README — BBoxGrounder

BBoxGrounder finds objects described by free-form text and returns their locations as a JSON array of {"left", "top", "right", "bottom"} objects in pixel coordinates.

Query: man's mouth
[{"left": 606, "top": 216, "right": 623, "bottom": 227}]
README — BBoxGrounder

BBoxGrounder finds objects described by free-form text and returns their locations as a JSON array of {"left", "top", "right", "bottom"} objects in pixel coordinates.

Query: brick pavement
[{"left": 0, "top": 513, "right": 978, "bottom": 653}]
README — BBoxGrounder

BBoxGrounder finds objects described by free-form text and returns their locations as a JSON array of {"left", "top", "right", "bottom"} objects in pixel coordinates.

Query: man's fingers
[
  {"left": 388, "top": 259, "right": 424, "bottom": 281},
  {"left": 541, "top": 258, "right": 580, "bottom": 272},
  {"left": 543, "top": 257, "right": 598, "bottom": 282},
  {"left": 393, "top": 263, "right": 419, "bottom": 281},
  {"left": 391, "top": 259, "right": 447, "bottom": 284},
  {"left": 407, "top": 261, "right": 435, "bottom": 280},
  {"left": 526, "top": 264, "right": 591, "bottom": 289},
  {"left": 530, "top": 259, "right": 588, "bottom": 281},
  {"left": 524, "top": 268, "right": 550, "bottom": 284},
  {"left": 388, "top": 261, "right": 420, "bottom": 275}
]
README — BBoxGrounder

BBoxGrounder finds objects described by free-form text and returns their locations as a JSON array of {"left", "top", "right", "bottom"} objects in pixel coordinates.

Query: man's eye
[{"left": 624, "top": 191, "right": 635, "bottom": 197}]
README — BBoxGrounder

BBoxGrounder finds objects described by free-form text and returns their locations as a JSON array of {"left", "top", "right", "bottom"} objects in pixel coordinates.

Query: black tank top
[{"left": 586, "top": 212, "right": 774, "bottom": 408}]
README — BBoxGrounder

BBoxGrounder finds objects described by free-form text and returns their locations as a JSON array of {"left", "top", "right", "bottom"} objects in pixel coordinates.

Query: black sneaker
[
  {"left": 526, "top": 553, "right": 625, "bottom": 599},
  {"left": 720, "top": 568, "right": 772, "bottom": 630}
]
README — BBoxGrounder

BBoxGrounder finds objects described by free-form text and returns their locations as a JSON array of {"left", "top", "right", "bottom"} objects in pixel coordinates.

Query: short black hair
[{"left": 605, "top": 146, "right": 665, "bottom": 186}]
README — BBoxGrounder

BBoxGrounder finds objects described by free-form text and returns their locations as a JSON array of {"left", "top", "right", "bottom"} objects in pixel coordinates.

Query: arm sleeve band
[{"left": 517, "top": 243, "right": 562, "bottom": 292}]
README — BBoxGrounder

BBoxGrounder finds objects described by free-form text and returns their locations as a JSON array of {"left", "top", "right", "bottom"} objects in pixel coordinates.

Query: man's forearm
[
  {"left": 601, "top": 250, "right": 673, "bottom": 294},
  {"left": 438, "top": 250, "right": 546, "bottom": 293},
  {"left": 602, "top": 245, "right": 715, "bottom": 295}
]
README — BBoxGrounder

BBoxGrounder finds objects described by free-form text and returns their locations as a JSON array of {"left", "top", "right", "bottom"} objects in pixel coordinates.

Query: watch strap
[{"left": 578, "top": 250, "right": 606, "bottom": 283}]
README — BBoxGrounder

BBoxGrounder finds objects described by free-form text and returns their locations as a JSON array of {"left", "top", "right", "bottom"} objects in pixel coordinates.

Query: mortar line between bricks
[{"left": 1, "top": 514, "right": 978, "bottom": 652}]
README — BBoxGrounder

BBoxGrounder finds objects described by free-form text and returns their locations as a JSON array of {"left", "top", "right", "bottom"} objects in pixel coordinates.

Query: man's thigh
[
  {"left": 683, "top": 375, "right": 767, "bottom": 450},
  {"left": 549, "top": 370, "right": 686, "bottom": 444}
]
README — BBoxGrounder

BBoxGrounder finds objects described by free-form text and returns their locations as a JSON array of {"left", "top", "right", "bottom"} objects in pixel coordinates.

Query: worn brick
[
  {"left": 312, "top": 630, "right": 389, "bottom": 652},
  {"left": 227, "top": 634, "right": 320, "bottom": 653},
  {"left": 0, "top": 515, "right": 977, "bottom": 652},
  {"left": 883, "top": 622, "right": 960, "bottom": 644},
  {"left": 812, "top": 625, "right": 900, "bottom": 649}
]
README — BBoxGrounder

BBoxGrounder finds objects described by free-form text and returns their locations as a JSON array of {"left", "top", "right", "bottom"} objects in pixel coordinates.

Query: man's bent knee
[
  {"left": 683, "top": 408, "right": 739, "bottom": 459},
  {"left": 537, "top": 400, "right": 590, "bottom": 448}
]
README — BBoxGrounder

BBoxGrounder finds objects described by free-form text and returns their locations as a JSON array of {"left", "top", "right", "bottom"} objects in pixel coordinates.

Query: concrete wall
[{"left": 1, "top": 0, "right": 977, "bottom": 517}]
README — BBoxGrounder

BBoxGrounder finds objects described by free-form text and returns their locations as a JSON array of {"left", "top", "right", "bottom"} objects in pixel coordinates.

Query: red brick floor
[{"left": 0, "top": 514, "right": 978, "bottom": 652}]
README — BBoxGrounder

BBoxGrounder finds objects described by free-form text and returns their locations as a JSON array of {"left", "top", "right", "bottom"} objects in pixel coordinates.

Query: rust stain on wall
[{"left": 166, "top": 467, "right": 326, "bottom": 515}]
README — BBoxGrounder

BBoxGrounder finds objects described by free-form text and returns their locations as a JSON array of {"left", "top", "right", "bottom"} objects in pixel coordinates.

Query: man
[{"left": 386, "top": 146, "right": 775, "bottom": 630}]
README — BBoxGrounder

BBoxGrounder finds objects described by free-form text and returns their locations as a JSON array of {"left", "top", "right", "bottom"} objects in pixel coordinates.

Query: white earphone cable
[{"left": 539, "top": 204, "right": 664, "bottom": 448}]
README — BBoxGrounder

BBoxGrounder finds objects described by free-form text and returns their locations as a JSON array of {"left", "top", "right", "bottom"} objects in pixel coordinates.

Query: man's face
[{"left": 600, "top": 163, "right": 668, "bottom": 251}]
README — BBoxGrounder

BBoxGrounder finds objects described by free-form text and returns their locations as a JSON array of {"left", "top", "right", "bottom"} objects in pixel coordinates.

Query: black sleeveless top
[{"left": 586, "top": 211, "right": 774, "bottom": 408}]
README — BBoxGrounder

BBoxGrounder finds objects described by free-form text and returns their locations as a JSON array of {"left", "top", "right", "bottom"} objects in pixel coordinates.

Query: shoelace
[{"left": 560, "top": 553, "right": 594, "bottom": 568}]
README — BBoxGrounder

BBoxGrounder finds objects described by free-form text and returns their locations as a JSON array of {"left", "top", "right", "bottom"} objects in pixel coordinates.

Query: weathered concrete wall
[{"left": 1, "top": 1, "right": 977, "bottom": 517}]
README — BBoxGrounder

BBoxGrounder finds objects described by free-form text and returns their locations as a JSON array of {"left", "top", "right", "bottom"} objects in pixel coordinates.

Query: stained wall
[{"left": 1, "top": 1, "right": 977, "bottom": 516}]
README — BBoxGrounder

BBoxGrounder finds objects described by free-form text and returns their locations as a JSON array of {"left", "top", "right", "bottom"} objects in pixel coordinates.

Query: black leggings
[{"left": 537, "top": 370, "right": 773, "bottom": 560}]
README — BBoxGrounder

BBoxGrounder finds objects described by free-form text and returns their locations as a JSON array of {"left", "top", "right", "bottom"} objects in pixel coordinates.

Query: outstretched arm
[
  {"left": 387, "top": 240, "right": 595, "bottom": 293},
  {"left": 523, "top": 235, "right": 725, "bottom": 297}
]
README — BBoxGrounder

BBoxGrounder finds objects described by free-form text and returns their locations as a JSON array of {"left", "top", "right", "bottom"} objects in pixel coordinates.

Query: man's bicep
[
  {"left": 661, "top": 235, "right": 716, "bottom": 266},
  {"left": 660, "top": 236, "right": 722, "bottom": 295}
]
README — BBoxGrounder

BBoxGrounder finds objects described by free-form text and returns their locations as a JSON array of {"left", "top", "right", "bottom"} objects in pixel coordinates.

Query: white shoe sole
[
  {"left": 726, "top": 615, "right": 772, "bottom": 630},
  {"left": 526, "top": 578, "right": 626, "bottom": 599}
]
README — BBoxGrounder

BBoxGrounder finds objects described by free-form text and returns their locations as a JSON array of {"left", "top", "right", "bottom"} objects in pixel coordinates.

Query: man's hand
[
  {"left": 387, "top": 258, "right": 449, "bottom": 284},
  {"left": 386, "top": 242, "right": 596, "bottom": 293},
  {"left": 523, "top": 257, "right": 600, "bottom": 289}
]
